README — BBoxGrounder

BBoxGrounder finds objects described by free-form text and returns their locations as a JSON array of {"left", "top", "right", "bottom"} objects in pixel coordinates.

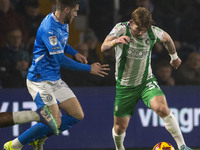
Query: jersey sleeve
[
  {"left": 53, "top": 53, "right": 91, "bottom": 71},
  {"left": 64, "top": 44, "right": 78, "bottom": 56},
  {"left": 42, "top": 29, "right": 64, "bottom": 55},
  {"left": 108, "top": 22, "right": 126, "bottom": 38},
  {"left": 151, "top": 26, "right": 164, "bottom": 42},
  {"left": 41, "top": 29, "right": 91, "bottom": 71}
]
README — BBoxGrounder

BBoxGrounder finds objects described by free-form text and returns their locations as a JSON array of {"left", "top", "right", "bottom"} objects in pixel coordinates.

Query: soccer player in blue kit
[{"left": 3, "top": 0, "right": 109, "bottom": 149}]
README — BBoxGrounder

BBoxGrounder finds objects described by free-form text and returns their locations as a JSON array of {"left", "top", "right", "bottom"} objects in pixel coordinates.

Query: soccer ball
[{"left": 153, "top": 142, "right": 175, "bottom": 150}]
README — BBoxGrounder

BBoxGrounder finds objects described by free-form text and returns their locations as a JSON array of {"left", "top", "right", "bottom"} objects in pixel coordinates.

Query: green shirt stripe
[
  {"left": 141, "top": 28, "right": 156, "bottom": 83},
  {"left": 116, "top": 26, "right": 131, "bottom": 86}
]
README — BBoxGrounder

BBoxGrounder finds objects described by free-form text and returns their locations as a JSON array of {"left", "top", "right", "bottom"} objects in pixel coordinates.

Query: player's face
[
  {"left": 64, "top": 4, "right": 79, "bottom": 24},
  {"left": 129, "top": 20, "right": 148, "bottom": 37}
]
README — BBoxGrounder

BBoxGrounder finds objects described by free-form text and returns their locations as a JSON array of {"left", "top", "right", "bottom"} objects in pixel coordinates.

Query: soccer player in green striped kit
[{"left": 101, "top": 7, "right": 192, "bottom": 150}]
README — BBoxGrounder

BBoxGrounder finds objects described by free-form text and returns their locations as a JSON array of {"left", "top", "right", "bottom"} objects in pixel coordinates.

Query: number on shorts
[{"left": 146, "top": 81, "right": 160, "bottom": 90}]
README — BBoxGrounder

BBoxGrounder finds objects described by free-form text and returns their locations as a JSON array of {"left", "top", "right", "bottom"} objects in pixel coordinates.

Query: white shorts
[{"left": 27, "top": 79, "right": 75, "bottom": 108}]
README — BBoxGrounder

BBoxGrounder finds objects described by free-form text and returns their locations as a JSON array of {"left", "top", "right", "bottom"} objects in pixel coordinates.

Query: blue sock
[
  {"left": 18, "top": 115, "right": 80, "bottom": 145},
  {"left": 60, "top": 114, "right": 80, "bottom": 130}
]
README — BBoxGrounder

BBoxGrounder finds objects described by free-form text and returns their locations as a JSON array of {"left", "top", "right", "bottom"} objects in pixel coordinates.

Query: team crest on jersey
[
  {"left": 145, "top": 39, "right": 151, "bottom": 45},
  {"left": 49, "top": 36, "right": 58, "bottom": 46},
  {"left": 46, "top": 95, "right": 53, "bottom": 102}
]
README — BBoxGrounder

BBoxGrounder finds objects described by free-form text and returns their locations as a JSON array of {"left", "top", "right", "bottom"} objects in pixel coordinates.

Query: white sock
[
  {"left": 11, "top": 138, "right": 23, "bottom": 149},
  {"left": 13, "top": 111, "right": 40, "bottom": 124},
  {"left": 112, "top": 127, "right": 125, "bottom": 150},
  {"left": 162, "top": 112, "right": 185, "bottom": 149}
]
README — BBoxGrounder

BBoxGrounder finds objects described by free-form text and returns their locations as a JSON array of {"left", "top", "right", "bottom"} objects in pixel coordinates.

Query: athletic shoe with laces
[
  {"left": 29, "top": 137, "right": 47, "bottom": 150},
  {"left": 3, "top": 141, "right": 21, "bottom": 150},
  {"left": 180, "top": 145, "right": 193, "bottom": 150},
  {"left": 37, "top": 105, "right": 59, "bottom": 135}
]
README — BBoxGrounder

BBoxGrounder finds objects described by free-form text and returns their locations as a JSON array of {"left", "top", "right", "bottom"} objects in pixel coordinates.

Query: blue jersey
[{"left": 27, "top": 13, "right": 91, "bottom": 82}]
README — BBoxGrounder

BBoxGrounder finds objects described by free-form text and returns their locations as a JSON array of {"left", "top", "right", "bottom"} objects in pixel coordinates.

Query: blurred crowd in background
[{"left": 0, "top": 0, "right": 200, "bottom": 88}]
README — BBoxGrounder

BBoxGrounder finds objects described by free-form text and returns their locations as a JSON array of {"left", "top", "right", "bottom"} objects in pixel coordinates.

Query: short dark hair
[{"left": 56, "top": 0, "right": 80, "bottom": 11}]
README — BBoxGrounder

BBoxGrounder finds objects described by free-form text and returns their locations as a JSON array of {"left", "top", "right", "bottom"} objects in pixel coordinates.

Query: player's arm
[
  {"left": 64, "top": 44, "right": 88, "bottom": 64},
  {"left": 53, "top": 53, "right": 90, "bottom": 71},
  {"left": 44, "top": 31, "right": 109, "bottom": 77},
  {"left": 53, "top": 54, "right": 109, "bottom": 77},
  {"left": 43, "top": 30, "right": 88, "bottom": 69},
  {"left": 160, "top": 31, "right": 181, "bottom": 70},
  {"left": 101, "top": 35, "right": 130, "bottom": 52}
]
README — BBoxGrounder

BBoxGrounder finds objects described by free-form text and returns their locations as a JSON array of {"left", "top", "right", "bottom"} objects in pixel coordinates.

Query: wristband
[
  {"left": 110, "top": 39, "right": 116, "bottom": 47},
  {"left": 169, "top": 52, "right": 178, "bottom": 60}
]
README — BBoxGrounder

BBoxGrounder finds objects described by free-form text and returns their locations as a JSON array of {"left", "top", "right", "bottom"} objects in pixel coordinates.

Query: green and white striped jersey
[{"left": 108, "top": 22, "right": 164, "bottom": 87}]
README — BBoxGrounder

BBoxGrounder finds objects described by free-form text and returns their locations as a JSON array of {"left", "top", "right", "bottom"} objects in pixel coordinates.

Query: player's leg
[
  {"left": 1, "top": 80, "right": 61, "bottom": 130},
  {"left": 113, "top": 84, "right": 140, "bottom": 150},
  {"left": 0, "top": 112, "right": 15, "bottom": 127},
  {"left": 150, "top": 95, "right": 192, "bottom": 150},
  {"left": 3, "top": 122, "right": 50, "bottom": 150},
  {"left": 113, "top": 116, "right": 130, "bottom": 150},
  {"left": 0, "top": 108, "right": 61, "bottom": 131},
  {"left": 1, "top": 100, "right": 81, "bottom": 149},
  {"left": 5, "top": 80, "right": 84, "bottom": 150},
  {"left": 28, "top": 80, "right": 86, "bottom": 150},
  {"left": 142, "top": 79, "right": 192, "bottom": 150},
  {"left": 27, "top": 79, "right": 60, "bottom": 135},
  {"left": 3, "top": 113, "right": 81, "bottom": 150},
  {"left": 0, "top": 109, "right": 59, "bottom": 128},
  {"left": 54, "top": 79, "right": 84, "bottom": 123},
  {"left": 29, "top": 97, "right": 83, "bottom": 150},
  {"left": 59, "top": 97, "right": 84, "bottom": 120}
]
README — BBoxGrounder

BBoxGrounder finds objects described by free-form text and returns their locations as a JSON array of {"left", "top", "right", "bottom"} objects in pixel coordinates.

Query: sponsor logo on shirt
[
  {"left": 127, "top": 48, "right": 148, "bottom": 59},
  {"left": 51, "top": 47, "right": 61, "bottom": 50}
]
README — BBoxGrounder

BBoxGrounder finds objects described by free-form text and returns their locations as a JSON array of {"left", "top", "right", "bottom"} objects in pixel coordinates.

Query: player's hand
[
  {"left": 115, "top": 36, "right": 130, "bottom": 45},
  {"left": 170, "top": 58, "right": 182, "bottom": 70},
  {"left": 90, "top": 62, "right": 110, "bottom": 77},
  {"left": 75, "top": 53, "right": 88, "bottom": 64}
]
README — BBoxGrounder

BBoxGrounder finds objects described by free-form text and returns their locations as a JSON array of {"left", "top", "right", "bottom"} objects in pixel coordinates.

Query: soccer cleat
[
  {"left": 180, "top": 145, "right": 193, "bottom": 150},
  {"left": 29, "top": 137, "right": 47, "bottom": 150},
  {"left": 3, "top": 141, "right": 21, "bottom": 150},
  {"left": 37, "top": 105, "right": 59, "bottom": 135}
]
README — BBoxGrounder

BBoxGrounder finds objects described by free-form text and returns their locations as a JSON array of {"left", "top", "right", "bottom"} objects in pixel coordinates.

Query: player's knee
[
  {"left": 114, "top": 124, "right": 127, "bottom": 134},
  {"left": 154, "top": 104, "right": 170, "bottom": 117},
  {"left": 75, "top": 112, "right": 84, "bottom": 120}
]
